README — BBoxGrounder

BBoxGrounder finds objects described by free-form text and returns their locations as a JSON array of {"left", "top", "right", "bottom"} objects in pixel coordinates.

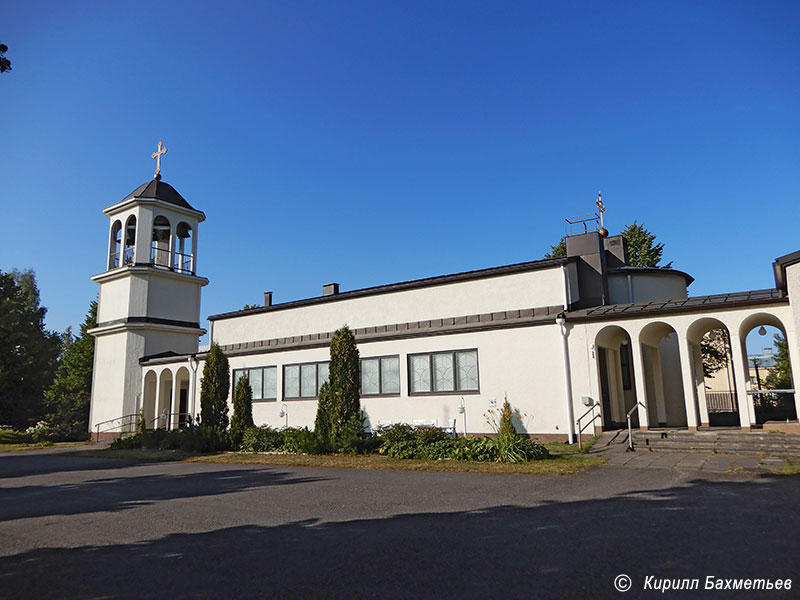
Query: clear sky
[{"left": 1, "top": 1, "right": 798, "bottom": 354}]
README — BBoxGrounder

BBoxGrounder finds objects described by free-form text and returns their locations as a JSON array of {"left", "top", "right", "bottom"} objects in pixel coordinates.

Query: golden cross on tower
[
  {"left": 152, "top": 141, "right": 168, "bottom": 180},
  {"left": 596, "top": 191, "right": 605, "bottom": 229}
]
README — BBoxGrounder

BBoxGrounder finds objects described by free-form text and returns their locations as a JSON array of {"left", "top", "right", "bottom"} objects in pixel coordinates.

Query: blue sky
[{"left": 1, "top": 1, "right": 798, "bottom": 353}]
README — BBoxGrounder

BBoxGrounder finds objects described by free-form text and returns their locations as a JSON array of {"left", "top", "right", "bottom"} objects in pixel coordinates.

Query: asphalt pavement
[{"left": 0, "top": 450, "right": 798, "bottom": 599}]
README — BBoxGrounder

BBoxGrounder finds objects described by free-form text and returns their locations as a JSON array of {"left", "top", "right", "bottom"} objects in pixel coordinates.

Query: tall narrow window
[
  {"left": 109, "top": 220, "right": 122, "bottom": 269},
  {"left": 175, "top": 222, "right": 193, "bottom": 274},
  {"left": 124, "top": 215, "right": 136, "bottom": 265},
  {"left": 410, "top": 355, "right": 431, "bottom": 393}
]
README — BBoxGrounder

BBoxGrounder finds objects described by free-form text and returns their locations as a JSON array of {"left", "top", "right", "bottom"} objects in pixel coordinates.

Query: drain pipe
[{"left": 556, "top": 313, "right": 576, "bottom": 444}]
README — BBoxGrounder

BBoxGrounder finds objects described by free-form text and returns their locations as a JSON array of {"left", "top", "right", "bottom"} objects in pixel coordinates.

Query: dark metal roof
[
  {"left": 208, "top": 257, "right": 570, "bottom": 321},
  {"left": 124, "top": 179, "right": 198, "bottom": 212},
  {"left": 567, "top": 288, "right": 785, "bottom": 322}
]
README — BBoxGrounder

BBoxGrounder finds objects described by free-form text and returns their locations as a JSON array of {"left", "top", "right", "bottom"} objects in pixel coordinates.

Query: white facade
[{"left": 90, "top": 178, "right": 800, "bottom": 440}]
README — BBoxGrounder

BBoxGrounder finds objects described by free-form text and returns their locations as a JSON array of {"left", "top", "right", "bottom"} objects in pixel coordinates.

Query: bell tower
[{"left": 89, "top": 144, "right": 209, "bottom": 435}]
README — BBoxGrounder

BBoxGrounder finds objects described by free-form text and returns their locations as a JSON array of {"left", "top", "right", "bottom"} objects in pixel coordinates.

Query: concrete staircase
[{"left": 631, "top": 428, "right": 800, "bottom": 459}]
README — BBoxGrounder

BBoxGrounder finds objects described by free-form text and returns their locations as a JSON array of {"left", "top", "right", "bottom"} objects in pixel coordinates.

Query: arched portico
[
  {"left": 594, "top": 325, "right": 639, "bottom": 430},
  {"left": 685, "top": 317, "right": 737, "bottom": 427},
  {"left": 156, "top": 369, "right": 174, "bottom": 429},
  {"left": 637, "top": 322, "right": 691, "bottom": 429},
  {"left": 142, "top": 370, "right": 157, "bottom": 429},
  {"left": 174, "top": 366, "right": 191, "bottom": 428}
]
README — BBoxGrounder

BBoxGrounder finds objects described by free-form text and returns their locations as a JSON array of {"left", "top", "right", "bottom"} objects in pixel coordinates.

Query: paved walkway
[{"left": 587, "top": 431, "right": 790, "bottom": 472}]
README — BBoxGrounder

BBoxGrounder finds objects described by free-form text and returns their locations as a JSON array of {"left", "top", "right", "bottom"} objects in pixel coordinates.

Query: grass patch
[
  {"left": 774, "top": 461, "right": 800, "bottom": 475},
  {"left": 69, "top": 447, "right": 605, "bottom": 474},
  {"left": 188, "top": 452, "right": 606, "bottom": 475},
  {"left": 0, "top": 440, "right": 92, "bottom": 453},
  {"left": 0, "top": 430, "right": 30, "bottom": 444},
  {"left": 543, "top": 435, "right": 599, "bottom": 455}
]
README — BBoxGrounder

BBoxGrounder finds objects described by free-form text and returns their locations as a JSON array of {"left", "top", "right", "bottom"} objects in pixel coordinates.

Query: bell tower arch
[{"left": 89, "top": 150, "right": 208, "bottom": 436}]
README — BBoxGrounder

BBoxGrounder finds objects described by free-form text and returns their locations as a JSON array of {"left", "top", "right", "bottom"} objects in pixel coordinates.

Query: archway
[
  {"left": 686, "top": 317, "right": 737, "bottom": 427},
  {"left": 109, "top": 220, "right": 122, "bottom": 269},
  {"left": 638, "top": 322, "right": 688, "bottom": 428},
  {"left": 142, "top": 370, "right": 157, "bottom": 429},
  {"left": 595, "top": 325, "right": 638, "bottom": 429},
  {"left": 157, "top": 369, "right": 173, "bottom": 429},
  {"left": 738, "top": 313, "right": 796, "bottom": 425},
  {"left": 174, "top": 367, "right": 191, "bottom": 428},
  {"left": 151, "top": 215, "right": 171, "bottom": 268}
]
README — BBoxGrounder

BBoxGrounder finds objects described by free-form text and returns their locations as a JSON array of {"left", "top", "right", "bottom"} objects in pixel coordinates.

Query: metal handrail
[
  {"left": 746, "top": 388, "right": 795, "bottom": 394},
  {"left": 148, "top": 412, "right": 194, "bottom": 429},
  {"left": 576, "top": 403, "right": 599, "bottom": 451},
  {"left": 94, "top": 413, "right": 140, "bottom": 439},
  {"left": 626, "top": 402, "right": 646, "bottom": 451}
]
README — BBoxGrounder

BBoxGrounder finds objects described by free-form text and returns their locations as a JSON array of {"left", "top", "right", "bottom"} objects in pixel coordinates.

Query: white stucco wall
[{"left": 211, "top": 266, "right": 567, "bottom": 346}]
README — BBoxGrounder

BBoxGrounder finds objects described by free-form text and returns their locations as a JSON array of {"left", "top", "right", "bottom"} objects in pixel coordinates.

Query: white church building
[{"left": 89, "top": 170, "right": 800, "bottom": 442}]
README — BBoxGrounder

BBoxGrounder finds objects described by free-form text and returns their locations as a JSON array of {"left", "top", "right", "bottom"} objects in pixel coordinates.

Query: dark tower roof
[{"left": 123, "top": 180, "right": 198, "bottom": 212}]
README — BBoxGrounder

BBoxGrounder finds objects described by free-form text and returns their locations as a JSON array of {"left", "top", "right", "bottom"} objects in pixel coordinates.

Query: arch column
[
  {"left": 630, "top": 340, "right": 650, "bottom": 430},
  {"left": 692, "top": 341, "right": 710, "bottom": 427},
  {"left": 677, "top": 337, "right": 699, "bottom": 431},
  {"left": 172, "top": 375, "right": 181, "bottom": 430},
  {"left": 730, "top": 334, "right": 755, "bottom": 431}
]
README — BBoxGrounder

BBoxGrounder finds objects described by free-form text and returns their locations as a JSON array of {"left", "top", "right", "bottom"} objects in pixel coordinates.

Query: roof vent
[
  {"left": 322, "top": 283, "right": 340, "bottom": 296},
  {"left": 264, "top": 291, "right": 273, "bottom": 307}
]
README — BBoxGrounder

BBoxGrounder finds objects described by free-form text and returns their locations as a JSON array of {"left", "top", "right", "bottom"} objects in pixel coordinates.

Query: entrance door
[
  {"left": 178, "top": 388, "right": 188, "bottom": 428},
  {"left": 598, "top": 348, "right": 616, "bottom": 429}
]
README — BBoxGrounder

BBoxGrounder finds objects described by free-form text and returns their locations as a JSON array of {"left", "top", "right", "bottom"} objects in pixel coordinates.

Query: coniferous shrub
[
  {"left": 200, "top": 343, "right": 230, "bottom": 429},
  {"left": 240, "top": 426, "right": 284, "bottom": 452},
  {"left": 498, "top": 397, "right": 518, "bottom": 439},
  {"left": 230, "top": 375, "right": 254, "bottom": 448}
]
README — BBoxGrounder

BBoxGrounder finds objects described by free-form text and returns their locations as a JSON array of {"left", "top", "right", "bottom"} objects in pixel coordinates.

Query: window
[
  {"left": 284, "top": 361, "right": 329, "bottom": 399},
  {"left": 409, "top": 350, "right": 479, "bottom": 394},
  {"left": 360, "top": 356, "right": 400, "bottom": 396},
  {"left": 232, "top": 366, "right": 278, "bottom": 401}
]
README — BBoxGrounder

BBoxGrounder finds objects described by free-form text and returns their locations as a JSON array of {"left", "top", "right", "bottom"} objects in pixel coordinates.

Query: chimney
[
  {"left": 322, "top": 283, "right": 340, "bottom": 296},
  {"left": 264, "top": 291, "right": 273, "bottom": 307}
]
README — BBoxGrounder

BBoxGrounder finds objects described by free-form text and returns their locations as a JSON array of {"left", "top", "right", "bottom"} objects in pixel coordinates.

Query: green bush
[
  {"left": 110, "top": 433, "right": 143, "bottom": 449},
  {"left": 451, "top": 436, "right": 498, "bottom": 462},
  {"left": 377, "top": 423, "right": 415, "bottom": 449},
  {"left": 498, "top": 398, "right": 517, "bottom": 438},
  {"left": 230, "top": 375, "right": 254, "bottom": 448},
  {"left": 240, "top": 426, "right": 284, "bottom": 452},
  {"left": 109, "top": 425, "right": 230, "bottom": 453},
  {"left": 281, "top": 427, "right": 323, "bottom": 454},
  {"left": 495, "top": 435, "right": 549, "bottom": 463}
]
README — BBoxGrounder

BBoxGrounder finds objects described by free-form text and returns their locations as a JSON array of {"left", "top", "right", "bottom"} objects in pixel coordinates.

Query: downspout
[
  {"left": 556, "top": 312, "right": 576, "bottom": 444},
  {"left": 189, "top": 354, "right": 199, "bottom": 423},
  {"left": 627, "top": 273, "right": 633, "bottom": 303}
]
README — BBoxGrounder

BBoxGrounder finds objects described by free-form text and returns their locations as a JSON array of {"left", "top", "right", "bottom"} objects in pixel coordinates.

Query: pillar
[
  {"left": 692, "top": 342, "right": 710, "bottom": 427},
  {"left": 730, "top": 334, "right": 755, "bottom": 431},
  {"left": 631, "top": 340, "right": 650, "bottom": 430},
  {"left": 678, "top": 337, "right": 699, "bottom": 431}
]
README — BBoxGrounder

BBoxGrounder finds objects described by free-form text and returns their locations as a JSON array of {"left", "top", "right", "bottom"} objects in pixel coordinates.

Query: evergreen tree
[
  {"left": 200, "top": 343, "right": 230, "bottom": 428},
  {"left": 230, "top": 374, "right": 254, "bottom": 447},
  {"left": 314, "top": 326, "right": 361, "bottom": 448},
  {"left": 44, "top": 300, "right": 97, "bottom": 439},
  {"left": 498, "top": 396, "right": 518, "bottom": 438},
  {"left": 621, "top": 221, "right": 668, "bottom": 268},
  {"left": 0, "top": 269, "right": 60, "bottom": 428},
  {"left": 764, "top": 334, "right": 793, "bottom": 390},
  {"left": 544, "top": 239, "right": 566, "bottom": 259}
]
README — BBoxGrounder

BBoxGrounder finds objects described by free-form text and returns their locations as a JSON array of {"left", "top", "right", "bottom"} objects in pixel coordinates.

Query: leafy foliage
[
  {"left": 43, "top": 300, "right": 97, "bottom": 440},
  {"left": 498, "top": 398, "right": 517, "bottom": 438},
  {"left": 230, "top": 374, "right": 254, "bottom": 447},
  {"left": 0, "top": 42, "right": 11, "bottom": 73},
  {"left": 621, "top": 221, "right": 668, "bottom": 268},
  {"left": 0, "top": 270, "right": 61, "bottom": 428},
  {"left": 544, "top": 239, "right": 566, "bottom": 259},
  {"left": 111, "top": 425, "right": 230, "bottom": 452},
  {"left": 240, "top": 425, "right": 284, "bottom": 452},
  {"left": 765, "top": 334, "right": 793, "bottom": 390},
  {"left": 314, "top": 326, "right": 361, "bottom": 451},
  {"left": 200, "top": 343, "right": 230, "bottom": 428},
  {"left": 700, "top": 329, "right": 730, "bottom": 378}
]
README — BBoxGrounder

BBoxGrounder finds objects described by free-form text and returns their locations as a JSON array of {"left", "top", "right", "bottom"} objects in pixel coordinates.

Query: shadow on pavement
[{"left": 1, "top": 474, "right": 797, "bottom": 599}]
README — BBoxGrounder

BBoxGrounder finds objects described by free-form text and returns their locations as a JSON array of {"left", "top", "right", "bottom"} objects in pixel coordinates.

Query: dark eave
[
  {"left": 567, "top": 288, "right": 785, "bottom": 322},
  {"left": 773, "top": 250, "right": 800, "bottom": 294},
  {"left": 608, "top": 266, "right": 695, "bottom": 286},
  {"left": 208, "top": 257, "right": 571, "bottom": 321}
]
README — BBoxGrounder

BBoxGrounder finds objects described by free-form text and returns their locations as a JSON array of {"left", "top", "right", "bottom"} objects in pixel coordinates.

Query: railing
[
  {"left": 626, "top": 403, "right": 646, "bottom": 451},
  {"left": 576, "top": 402, "right": 600, "bottom": 451},
  {"left": 148, "top": 412, "right": 194, "bottom": 430},
  {"left": 173, "top": 251, "right": 193, "bottom": 274},
  {"left": 707, "top": 391, "right": 738, "bottom": 413},
  {"left": 149, "top": 247, "right": 194, "bottom": 274},
  {"left": 109, "top": 247, "right": 135, "bottom": 269},
  {"left": 94, "top": 413, "right": 141, "bottom": 439}
]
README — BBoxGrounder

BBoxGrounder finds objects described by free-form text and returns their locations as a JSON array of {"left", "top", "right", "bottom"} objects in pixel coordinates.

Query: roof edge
[{"left": 208, "top": 257, "right": 571, "bottom": 321}]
